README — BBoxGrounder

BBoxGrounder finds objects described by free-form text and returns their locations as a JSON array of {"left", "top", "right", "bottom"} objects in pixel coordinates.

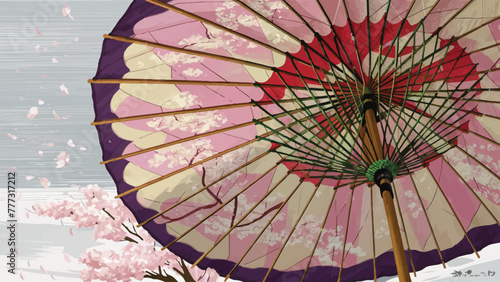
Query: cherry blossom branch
[
  {"left": 173, "top": 259, "right": 196, "bottom": 282},
  {"left": 231, "top": 197, "right": 238, "bottom": 227},
  {"left": 144, "top": 266, "right": 178, "bottom": 282},
  {"left": 236, "top": 202, "right": 283, "bottom": 228},
  {"left": 102, "top": 207, "right": 144, "bottom": 241}
]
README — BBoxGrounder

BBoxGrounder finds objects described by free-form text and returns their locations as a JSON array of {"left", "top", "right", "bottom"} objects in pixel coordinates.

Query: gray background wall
[{"left": 1, "top": 0, "right": 132, "bottom": 189}]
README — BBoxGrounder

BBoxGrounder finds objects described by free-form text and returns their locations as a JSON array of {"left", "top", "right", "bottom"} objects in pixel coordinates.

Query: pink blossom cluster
[
  {"left": 33, "top": 184, "right": 221, "bottom": 281},
  {"left": 79, "top": 242, "right": 175, "bottom": 282},
  {"left": 187, "top": 263, "right": 220, "bottom": 282},
  {"left": 32, "top": 185, "right": 134, "bottom": 242}
]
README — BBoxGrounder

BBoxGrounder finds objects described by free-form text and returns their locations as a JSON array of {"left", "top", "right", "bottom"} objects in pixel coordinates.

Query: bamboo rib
[
  {"left": 430, "top": 119, "right": 500, "bottom": 149},
  {"left": 107, "top": 31, "right": 338, "bottom": 87},
  {"left": 224, "top": 177, "right": 309, "bottom": 281},
  {"left": 145, "top": 0, "right": 285, "bottom": 55},
  {"left": 160, "top": 162, "right": 281, "bottom": 251},
  {"left": 137, "top": 151, "right": 271, "bottom": 227},
  {"left": 91, "top": 97, "right": 324, "bottom": 126},
  {"left": 224, "top": 179, "right": 362, "bottom": 281},
  {"left": 381, "top": 0, "right": 481, "bottom": 82},
  {"left": 146, "top": 0, "right": 339, "bottom": 78},
  {"left": 191, "top": 163, "right": 300, "bottom": 267},
  {"left": 337, "top": 186, "right": 355, "bottom": 282},
  {"left": 284, "top": 0, "right": 361, "bottom": 83},
  {"left": 115, "top": 133, "right": 272, "bottom": 198},
  {"left": 88, "top": 78, "right": 353, "bottom": 93},
  {"left": 369, "top": 0, "right": 417, "bottom": 81},
  {"left": 392, "top": 182, "right": 417, "bottom": 277},
  {"left": 468, "top": 42, "right": 500, "bottom": 55},
  {"left": 383, "top": 99, "right": 500, "bottom": 159},
  {"left": 262, "top": 173, "right": 327, "bottom": 282},
  {"left": 425, "top": 166, "right": 480, "bottom": 258},
  {"left": 104, "top": 34, "right": 272, "bottom": 70},
  {"left": 439, "top": 0, "right": 474, "bottom": 31},
  {"left": 454, "top": 145, "right": 500, "bottom": 183},
  {"left": 89, "top": 78, "right": 257, "bottom": 87},
  {"left": 457, "top": 15, "right": 500, "bottom": 39},
  {"left": 340, "top": 0, "right": 367, "bottom": 84},
  {"left": 409, "top": 174, "right": 447, "bottom": 268},
  {"left": 232, "top": 0, "right": 301, "bottom": 44},
  {"left": 379, "top": 0, "right": 441, "bottom": 78},
  {"left": 101, "top": 106, "right": 321, "bottom": 165},
  {"left": 406, "top": 97, "right": 500, "bottom": 105},
  {"left": 441, "top": 156, "right": 500, "bottom": 226},
  {"left": 92, "top": 101, "right": 266, "bottom": 126},
  {"left": 103, "top": 121, "right": 253, "bottom": 165},
  {"left": 300, "top": 179, "right": 342, "bottom": 282}
]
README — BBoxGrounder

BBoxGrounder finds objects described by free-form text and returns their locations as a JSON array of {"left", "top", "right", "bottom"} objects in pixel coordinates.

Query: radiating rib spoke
[
  {"left": 441, "top": 155, "right": 500, "bottom": 226},
  {"left": 337, "top": 185, "right": 355, "bottom": 282},
  {"left": 136, "top": 151, "right": 271, "bottom": 227},
  {"left": 392, "top": 182, "right": 417, "bottom": 276},
  {"left": 410, "top": 173, "right": 447, "bottom": 268},
  {"left": 425, "top": 166, "right": 480, "bottom": 258},
  {"left": 262, "top": 173, "right": 327, "bottom": 281},
  {"left": 160, "top": 161, "right": 282, "bottom": 250}
]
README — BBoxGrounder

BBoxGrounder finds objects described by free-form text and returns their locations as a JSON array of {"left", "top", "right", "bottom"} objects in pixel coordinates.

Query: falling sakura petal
[
  {"left": 7, "top": 133, "right": 17, "bottom": 140},
  {"left": 64, "top": 254, "right": 71, "bottom": 263},
  {"left": 43, "top": 47, "right": 48, "bottom": 52},
  {"left": 35, "top": 27, "right": 42, "bottom": 36},
  {"left": 20, "top": 269, "right": 24, "bottom": 280},
  {"left": 26, "top": 175, "right": 35, "bottom": 181},
  {"left": 25, "top": 212, "right": 29, "bottom": 219},
  {"left": 80, "top": 146, "right": 87, "bottom": 151},
  {"left": 52, "top": 57, "right": 59, "bottom": 63},
  {"left": 39, "top": 177, "right": 51, "bottom": 188},
  {"left": 64, "top": 54, "right": 68, "bottom": 57},
  {"left": 56, "top": 151, "right": 69, "bottom": 168},
  {"left": 53, "top": 110, "right": 61, "bottom": 120},
  {"left": 27, "top": 107, "right": 38, "bottom": 119},
  {"left": 41, "top": 74, "right": 50, "bottom": 78},
  {"left": 67, "top": 139, "right": 75, "bottom": 147},
  {"left": 47, "top": 143, "right": 54, "bottom": 147},
  {"left": 60, "top": 84, "right": 69, "bottom": 95},
  {"left": 35, "top": 45, "right": 40, "bottom": 53},
  {"left": 51, "top": 41, "right": 57, "bottom": 46},
  {"left": 18, "top": 192, "right": 22, "bottom": 200},
  {"left": 74, "top": 37, "right": 79, "bottom": 42},
  {"left": 38, "top": 151, "right": 43, "bottom": 157},
  {"left": 62, "top": 4, "right": 74, "bottom": 20},
  {"left": 40, "top": 265, "right": 47, "bottom": 274},
  {"left": 69, "top": 228, "right": 73, "bottom": 236},
  {"left": 38, "top": 99, "right": 44, "bottom": 105}
]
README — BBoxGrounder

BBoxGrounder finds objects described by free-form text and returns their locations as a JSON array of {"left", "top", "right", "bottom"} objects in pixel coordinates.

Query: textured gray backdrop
[{"left": 1, "top": 0, "right": 132, "bottom": 189}]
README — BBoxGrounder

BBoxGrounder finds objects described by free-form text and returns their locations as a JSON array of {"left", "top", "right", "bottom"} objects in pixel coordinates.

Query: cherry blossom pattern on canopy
[{"left": 90, "top": 0, "right": 500, "bottom": 281}]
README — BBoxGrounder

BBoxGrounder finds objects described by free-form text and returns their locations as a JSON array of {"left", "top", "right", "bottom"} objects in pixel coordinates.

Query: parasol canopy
[{"left": 90, "top": 0, "right": 500, "bottom": 280}]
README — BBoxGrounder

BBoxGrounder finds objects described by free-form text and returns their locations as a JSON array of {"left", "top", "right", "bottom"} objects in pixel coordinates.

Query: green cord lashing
[{"left": 366, "top": 159, "right": 399, "bottom": 182}]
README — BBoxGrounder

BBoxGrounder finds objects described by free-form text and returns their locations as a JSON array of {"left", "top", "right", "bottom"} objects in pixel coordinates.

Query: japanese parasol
[{"left": 90, "top": 0, "right": 500, "bottom": 281}]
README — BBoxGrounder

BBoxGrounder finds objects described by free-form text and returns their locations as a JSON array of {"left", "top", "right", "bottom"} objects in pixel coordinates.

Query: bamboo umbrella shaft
[
  {"left": 381, "top": 179, "right": 411, "bottom": 281},
  {"left": 363, "top": 96, "right": 411, "bottom": 281}
]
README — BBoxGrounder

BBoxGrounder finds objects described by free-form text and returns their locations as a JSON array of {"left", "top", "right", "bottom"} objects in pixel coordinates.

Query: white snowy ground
[{"left": 1, "top": 188, "right": 499, "bottom": 282}]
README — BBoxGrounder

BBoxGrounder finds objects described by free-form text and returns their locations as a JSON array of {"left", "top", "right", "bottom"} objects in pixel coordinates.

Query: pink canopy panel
[{"left": 91, "top": 0, "right": 500, "bottom": 281}]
